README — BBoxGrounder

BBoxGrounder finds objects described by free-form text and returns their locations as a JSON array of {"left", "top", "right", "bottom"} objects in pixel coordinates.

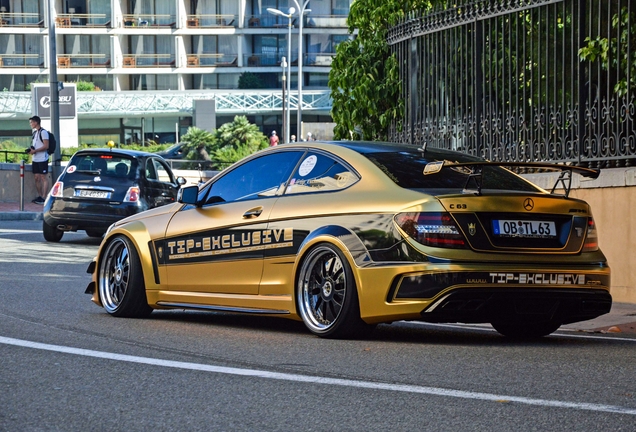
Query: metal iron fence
[{"left": 387, "top": 0, "right": 635, "bottom": 167}]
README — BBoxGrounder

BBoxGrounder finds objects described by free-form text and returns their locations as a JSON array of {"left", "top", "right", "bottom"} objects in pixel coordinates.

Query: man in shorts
[{"left": 27, "top": 116, "right": 50, "bottom": 204}]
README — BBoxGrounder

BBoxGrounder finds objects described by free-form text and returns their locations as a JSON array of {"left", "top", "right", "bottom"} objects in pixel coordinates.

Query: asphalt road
[{"left": 1, "top": 220, "right": 635, "bottom": 431}]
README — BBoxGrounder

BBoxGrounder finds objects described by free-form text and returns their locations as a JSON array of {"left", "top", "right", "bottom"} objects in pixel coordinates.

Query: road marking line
[
  {"left": 1, "top": 335, "right": 635, "bottom": 416},
  {"left": 406, "top": 321, "right": 636, "bottom": 342}
]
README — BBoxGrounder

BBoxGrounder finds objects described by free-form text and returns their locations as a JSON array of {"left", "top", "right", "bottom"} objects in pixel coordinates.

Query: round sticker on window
[
  {"left": 298, "top": 155, "right": 317, "bottom": 177},
  {"left": 66, "top": 165, "right": 76, "bottom": 173}
]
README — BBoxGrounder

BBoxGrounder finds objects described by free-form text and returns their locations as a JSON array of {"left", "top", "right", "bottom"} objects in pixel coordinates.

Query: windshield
[
  {"left": 364, "top": 151, "right": 541, "bottom": 192},
  {"left": 68, "top": 154, "right": 138, "bottom": 179}
]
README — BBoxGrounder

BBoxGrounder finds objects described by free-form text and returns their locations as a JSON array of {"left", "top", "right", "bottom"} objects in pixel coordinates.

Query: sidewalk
[
  {"left": 562, "top": 302, "right": 636, "bottom": 335},
  {"left": 0, "top": 201, "right": 44, "bottom": 221}
]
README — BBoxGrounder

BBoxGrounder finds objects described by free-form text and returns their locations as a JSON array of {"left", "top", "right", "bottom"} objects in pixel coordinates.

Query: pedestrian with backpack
[{"left": 27, "top": 115, "right": 50, "bottom": 204}]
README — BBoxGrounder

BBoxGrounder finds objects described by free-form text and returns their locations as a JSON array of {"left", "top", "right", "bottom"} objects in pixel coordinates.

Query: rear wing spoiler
[{"left": 423, "top": 161, "right": 600, "bottom": 198}]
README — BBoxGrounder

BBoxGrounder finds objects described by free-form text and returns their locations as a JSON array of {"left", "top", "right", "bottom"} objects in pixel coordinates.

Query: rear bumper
[
  {"left": 419, "top": 288, "right": 612, "bottom": 325},
  {"left": 43, "top": 198, "right": 141, "bottom": 231},
  {"left": 355, "top": 261, "right": 611, "bottom": 325}
]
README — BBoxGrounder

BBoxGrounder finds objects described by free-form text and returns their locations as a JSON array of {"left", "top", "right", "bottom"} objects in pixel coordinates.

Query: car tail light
[
  {"left": 50, "top": 181, "right": 63, "bottom": 198},
  {"left": 395, "top": 212, "right": 467, "bottom": 249},
  {"left": 124, "top": 187, "right": 140, "bottom": 202},
  {"left": 582, "top": 217, "right": 598, "bottom": 252}
]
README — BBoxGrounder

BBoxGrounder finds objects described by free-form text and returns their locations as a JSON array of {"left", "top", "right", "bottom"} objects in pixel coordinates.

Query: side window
[
  {"left": 145, "top": 159, "right": 157, "bottom": 180},
  {"left": 285, "top": 152, "right": 359, "bottom": 195},
  {"left": 202, "top": 151, "right": 303, "bottom": 205},
  {"left": 153, "top": 159, "right": 174, "bottom": 183}
]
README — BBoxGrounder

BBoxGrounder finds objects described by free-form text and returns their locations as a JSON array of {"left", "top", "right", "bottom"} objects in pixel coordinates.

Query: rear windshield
[
  {"left": 68, "top": 154, "right": 137, "bottom": 179},
  {"left": 364, "top": 151, "right": 540, "bottom": 192}
]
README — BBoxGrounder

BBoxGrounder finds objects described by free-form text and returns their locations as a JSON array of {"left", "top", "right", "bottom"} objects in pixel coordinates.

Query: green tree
[
  {"left": 212, "top": 115, "right": 268, "bottom": 166},
  {"left": 579, "top": 5, "right": 636, "bottom": 96},
  {"left": 180, "top": 126, "right": 216, "bottom": 161},
  {"left": 328, "top": 0, "right": 437, "bottom": 140}
]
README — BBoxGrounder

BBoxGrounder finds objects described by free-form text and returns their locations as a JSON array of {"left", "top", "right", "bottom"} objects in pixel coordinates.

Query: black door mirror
[{"left": 178, "top": 185, "right": 199, "bottom": 205}]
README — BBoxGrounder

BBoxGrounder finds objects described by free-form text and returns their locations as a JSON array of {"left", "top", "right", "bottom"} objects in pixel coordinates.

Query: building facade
[{"left": 0, "top": 0, "right": 350, "bottom": 145}]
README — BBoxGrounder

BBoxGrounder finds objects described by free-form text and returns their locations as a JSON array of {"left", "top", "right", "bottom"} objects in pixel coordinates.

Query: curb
[{"left": 0, "top": 212, "right": 43, "bottom": 221}]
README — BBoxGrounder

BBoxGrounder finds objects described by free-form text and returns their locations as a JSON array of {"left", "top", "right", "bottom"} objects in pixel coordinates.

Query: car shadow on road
[{"left": 139, "top": 310, "right": 624, "bottom": 347}]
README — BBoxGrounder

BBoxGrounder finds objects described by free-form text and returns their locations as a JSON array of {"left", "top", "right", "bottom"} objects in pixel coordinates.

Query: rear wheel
[
  {"left": 98, "top": 235, "right": 152, "bottom": 318},
  {"left": 297, "top": 243, "right": 374, "bottom": 339},
  {"left": 42, "top": 220, "right": 63, "bottom": 242},
  {"left": 491, "top": 321, "right": 561, "bottom": 339}
]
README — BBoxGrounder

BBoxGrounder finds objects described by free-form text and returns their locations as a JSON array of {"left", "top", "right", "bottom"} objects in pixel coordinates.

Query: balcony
[
  {"left": 305, "top": 15, "right": 348, "bottom": 28},
  {"left": 305, "top": 53, "right": 335, "bottom": 66},
  {"left": 0, "top": 54, "right": 44, "bottom": 68},
  {"left": 122, "top": 14, "right": 176, "bottom": 28},
  {"left": 187, "top": 53, "right": 237, "bottom": 67},
  {"left": 57, "top": 54, "right": 111, "bottom": 68},
  {"left": 186, "top": 15, "right": 237, "bottom": 28},
  {"left": 244, "top": 53, "right": 281, "bottom": 67},
  {"left": 244, "top": 15, "right": 347, "bottom": 28},
  {"left": 0, "top": 12, "right": 44, "bottom": 27},
  {"left": 56, "top": 13, "right": 111, "bottom": 28},
  {"left": 243, "top": 53, "right": 334, "bottom": 67},
  {"left": 122, "top": 54, "right": 175, "bottom": 68}
]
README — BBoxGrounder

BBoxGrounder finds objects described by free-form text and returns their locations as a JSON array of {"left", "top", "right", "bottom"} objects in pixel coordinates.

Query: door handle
[{"left": 243, "top": 207, "right": 263, "bottom": 218}]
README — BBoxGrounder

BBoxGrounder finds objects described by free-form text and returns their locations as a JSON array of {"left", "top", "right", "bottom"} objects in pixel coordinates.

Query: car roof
[
  {"left": 73, "top": 148, "right": 157, "bottom": 158},
  {"left": 279, "top": 140, "right": 478, "bottom": 162}
]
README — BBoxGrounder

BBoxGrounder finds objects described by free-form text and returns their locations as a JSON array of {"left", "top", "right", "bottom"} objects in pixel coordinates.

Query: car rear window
[
  {"left": 68, "top": 154, "right": 137, "bottom": 179},
  {"left": 364, "top": 151, "right": 540, "bottom": 192}
]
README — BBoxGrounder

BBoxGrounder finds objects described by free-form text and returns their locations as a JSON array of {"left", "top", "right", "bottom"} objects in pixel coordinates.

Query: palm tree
[
  {"left": 180, "top": 127, "right": 215, "bottom": 161},
  {"left": 213, "top": 116, "right": 268, "bottom": 166}
]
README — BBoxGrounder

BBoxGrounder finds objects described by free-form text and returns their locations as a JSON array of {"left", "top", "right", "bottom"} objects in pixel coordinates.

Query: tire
[
  {"left": 98, "top": 235, "right": 152, "bottom": 318},
  {"left": 296, "top": 243, "right": 374, "bottom": 339},
  {"left": 491, "top": 321, "right": 561, "bottom": 339},
  {"left": 86, "top": 229, "right": 105, "bottom": 238},
  {"left": 42, "top": 220, "right": 64, "bottom": 242}
]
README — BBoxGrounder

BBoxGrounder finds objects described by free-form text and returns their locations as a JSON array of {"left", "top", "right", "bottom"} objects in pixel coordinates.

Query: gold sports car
[{"left": 85, "top": 141, "right": 611, "bottom": 338}]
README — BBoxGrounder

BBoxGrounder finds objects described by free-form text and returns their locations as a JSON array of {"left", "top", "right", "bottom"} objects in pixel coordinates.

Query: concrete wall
[
  {"left": 1, "top": 163, "right": 634, "bottom": 303},
  {"left": 0, "top": 163, "right": 53, "bottom": 203},
  {"left": 524, "top": 168, "right": 636, "bottom": 304}
]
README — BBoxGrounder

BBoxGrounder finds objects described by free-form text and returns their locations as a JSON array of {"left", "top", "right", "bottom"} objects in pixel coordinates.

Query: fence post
[
  {"left": 20, "top": 160, "right": 25, "bottom": 212},
  {"left": 577, "top": 0, "right": 587, "bottom": 165}
]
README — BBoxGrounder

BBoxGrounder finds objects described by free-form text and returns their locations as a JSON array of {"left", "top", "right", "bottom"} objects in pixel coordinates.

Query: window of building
[
  {"left": 130, "top": 0, "right": 175, "bottom": 25},
  {"left": 63, "top": 74, "right": 113, "bottom": 91},
  {"left": 332, "top": 0, "right": 351, "bottom": 15},
  {"left": 0, "top": 74, "right": 45, "bottom": 92},
  {"left": 130, "top": 74, "right": 178, "bottom": 91},
  {"left": 128, "top": 35, "right": 174, "bottom": 66},
  {"left": 191, "top": 35, "right": 237, "bottom": 66},
  {"left": 63, "top": 35, "right": 110, "bottom": 67},
  {"left": 0, "top": 34, "right": 43, "bottom": 67}
]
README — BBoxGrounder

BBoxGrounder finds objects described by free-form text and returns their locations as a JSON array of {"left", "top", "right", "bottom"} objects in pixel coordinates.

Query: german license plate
[
  {"left": 492, "top": 219, "right": 557, "bottom": 238},
  {"left": 76, "top": 190, "right": 111, "bottom": 199}
]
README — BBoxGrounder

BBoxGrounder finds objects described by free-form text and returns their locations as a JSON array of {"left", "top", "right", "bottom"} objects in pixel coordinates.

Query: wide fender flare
[
  {"left": 292, "top": 225, "right": 372, "bottom": 306},
  {"left": 93, "top": 221, "right": 156, "bottom": 306}
]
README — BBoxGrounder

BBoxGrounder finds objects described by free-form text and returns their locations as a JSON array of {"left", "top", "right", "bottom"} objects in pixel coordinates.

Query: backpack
[{"left": 39, "top": 129, "right": 57, "bottom": 155}]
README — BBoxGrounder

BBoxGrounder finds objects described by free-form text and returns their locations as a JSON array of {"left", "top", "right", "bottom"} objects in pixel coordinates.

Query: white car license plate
[
  {"left": 492, "top": 219, "right": 557, "bottom": 238},
  {"left": 76, "top": 190, "right": 111, "bottom": 199}
]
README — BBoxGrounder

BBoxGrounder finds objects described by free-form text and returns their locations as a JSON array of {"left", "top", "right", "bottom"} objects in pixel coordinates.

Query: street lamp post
[
  {"left": 292, "top": 0, "right": 311, "bottom": 140},
  {"left": 281, "top": 56, "right": 287, "bottom": 144},
  {"left": 267, "top": 7, "right": 294, "bottom": 144},
  {"left": 268, "top": 1, "right": 310, "bottom": 141}
]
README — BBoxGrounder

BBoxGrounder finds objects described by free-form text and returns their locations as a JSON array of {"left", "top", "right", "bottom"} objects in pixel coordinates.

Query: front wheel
[
  {"left": 42, "top": 220, "right": 63, "bottom": 242},
  {"left": 98, "top": 235, "right": 152, "bottom": 318},
  {"left": 296, "top": 243, "right": 374, "bottom": 339},
  {"left": 491, "top": 321, "right": 561, "bottom": 339}
]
